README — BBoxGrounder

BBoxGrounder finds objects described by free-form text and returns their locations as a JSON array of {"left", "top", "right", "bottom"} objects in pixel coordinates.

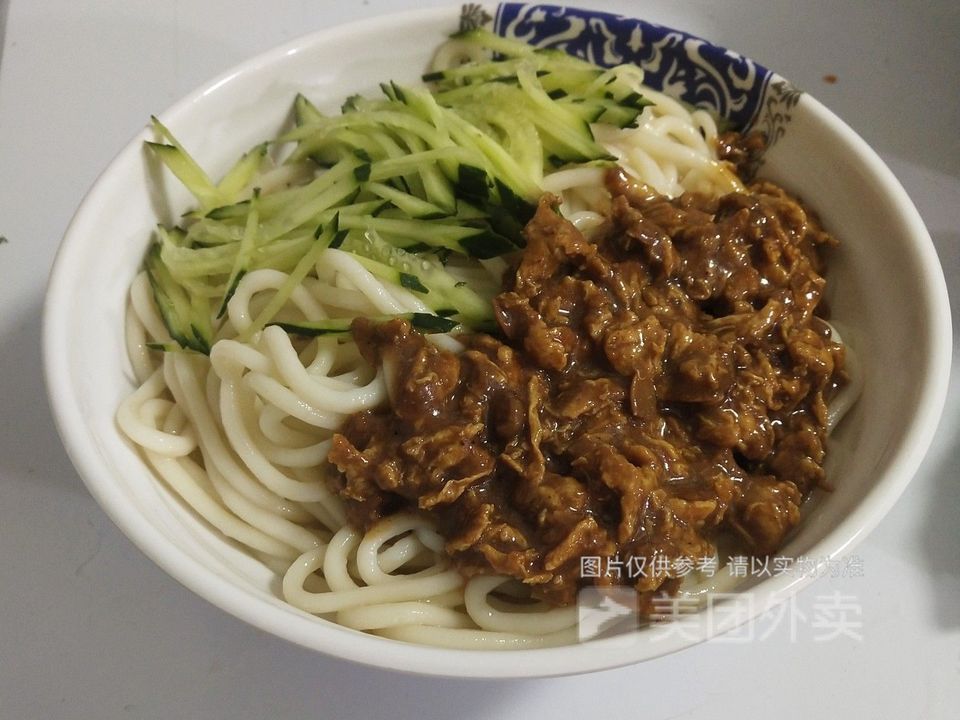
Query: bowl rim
[{"left": 42, "top": 4, "right": 952, "bottom": 678}]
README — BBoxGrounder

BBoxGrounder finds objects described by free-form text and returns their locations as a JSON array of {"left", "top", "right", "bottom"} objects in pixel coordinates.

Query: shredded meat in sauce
[{"left": 328, "top": 139, "right": 846, "bottom": 609}]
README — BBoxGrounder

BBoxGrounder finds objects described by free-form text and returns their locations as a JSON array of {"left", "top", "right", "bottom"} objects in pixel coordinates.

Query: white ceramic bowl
[{"left": 44, "top": 5, "right": 951, "bottom": 677}]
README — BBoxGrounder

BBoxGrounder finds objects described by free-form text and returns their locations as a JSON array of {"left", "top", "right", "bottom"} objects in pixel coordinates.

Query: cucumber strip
[
  {"left": 294, "top": 93, "right": 325, "bottom": 126},
  {"left": 382, "top": 126, "right": 434, "bottom": 208},
  {"left": 457, "top": 229, "right": 518, "bottom": 259},
  {"left": 534, "top": 67, "right": 606, "bottom": 94},
  {"left": 217, "top": 191, "right": 261, "bottom": 318},
  {"left": 282, "top": 110, "right": 450, "bottom": 150},
  {"left": 363, "top": 217, "right": 516, "bottom": 260},
  {"left": 585, "top": 101, "right": 645, "bottom": 128},
  {"left": 159, "top": 225, "right": 237, "bottom": 279},
  {"left": 428, "top": 56, "right": 597, "bottom": 93},
  {"left": 440, "top": 111, "right": 541, "bottom": 202},
  {"left": 290, "top": 128, "right": 430, "bottom": 199},
  {"left": 453, "top": 100, "right": 544, "bottom": 183},
  {"left": 293, "top": 93, "right": 339, "bottom": 166},
  {"left": 451, "top": 200, "right": 488, "bottom": 221},
  {"left": 371, "top": 202, "right": 487, "bottom": 223},
  {"left": 448, "top": 28, "right": 538, "bottom": 59},
  {"left": 387, "top": 85, "right": 468, "bottom": 181},
  {"left": 340, "top": 229, "right": 493, "bottom": 320},
  {"left": 364, "top": 182, "right": 448, "bottom": 219},
  {"left": 418, "top": 160, "right": 456, "bottom": 213},
  {"left": 366, "top": 147, "right": 474, "bottom": 183},
  {"left": 337, "top": 214, "right": 475, "bottom": 241},
  {"left": 425, "top": 58, "right": 527, "bottom": 88},
  {"left": 250, "top": 234, "right": 314, "bottom": 273},
  {"left": 204, "top": 201, "right": 253, "bottom": 223},
  {"left": 205, "top": 170, "right": 376, "bottom": 226},
  {"left": 195, "top": 200, "right": 384, "bottom": 272},
  {"left": 158, "top": 225, "right": 189, "bottom": 248},
  {"left": 185, "top": 217, "right": 245, "bottom": 246},
  {"left": 583, "top": 66, "right": 650, "bottom": 105},
  {"left": 347, "top": 253, "right": 430, "bottom": 295},
  {"left": 201, "top": 155, "right": 360, "bottom": 232},
  {"left": 161, "top": 242, "right": 236, "bottom": 280},
  {"left": 145, "top": 341, "right": 200, "bottom": 354},
  {"left": 286, "top": 125, "right": 397, "bottom": 166},
  {"left": 216, "top": 142, "right": 268, "bottom": 201},
  {"left": 311, "top": 198, "right": 391, "bottom": 225},
  {"left": 403, "top": 84, "right": 541, "bottom": 201},
  {"left": 145, "top": 242, "right": 213, "bottom": 354},
  {"left": 147, "top": 141, "right": 224, "bottom": 210},
  {"left": 389, "top": 124, "right": 458, "bottom": 213},
  {"left": 271, "top": 312, "right": 458, "bottom": 337},
  {"left": 515, "top": 64, "right": 609, "bottom": 162},
  {"left": 398, "top": 84, "right": 540, "bottom": 203},
  {"left": 258, "top": 175, "right": 360, "bottom": 242},
  {"left": 288, "top": 133, "right": 379, "bottom": 167},
  {"left": 337, "top": 215, "right": 516, "bottom": 260}
]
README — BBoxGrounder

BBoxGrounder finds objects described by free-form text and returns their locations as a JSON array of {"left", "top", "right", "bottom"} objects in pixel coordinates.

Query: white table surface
[{"left": 1, "top": 1, "right": 958, "bottom": 718}]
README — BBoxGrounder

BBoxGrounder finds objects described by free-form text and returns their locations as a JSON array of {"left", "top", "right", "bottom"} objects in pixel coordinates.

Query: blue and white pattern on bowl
[{"left": 459, "top": 3, "right": 803, "bottom": 157}]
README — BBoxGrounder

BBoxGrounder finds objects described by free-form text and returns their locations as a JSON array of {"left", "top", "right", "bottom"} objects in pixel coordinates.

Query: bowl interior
[{"left": 44, "top": 4, "right": 950, "bottom": 677}]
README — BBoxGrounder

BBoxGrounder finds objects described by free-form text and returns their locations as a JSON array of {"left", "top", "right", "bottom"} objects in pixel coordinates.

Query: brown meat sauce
[{"left": 328, "top": 157, "right": 846, "bottom": 609}]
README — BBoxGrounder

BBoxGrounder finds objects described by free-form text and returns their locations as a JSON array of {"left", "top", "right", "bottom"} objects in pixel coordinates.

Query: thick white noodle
[
  {"left": 336, "top": 601, "right": 475, "bottom": 631},
  {"left": 464, "top": 576, "right": 579, "bottom": 634},
  {"left": 824, "top": 322, "right": 863, "bottom": 433},
  {"left": 376, "top": 624, "right": 579, "bottom": 650}
]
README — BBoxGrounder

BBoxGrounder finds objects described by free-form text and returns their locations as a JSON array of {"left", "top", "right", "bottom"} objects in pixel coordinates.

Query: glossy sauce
[{"left": 329, "top": 155, "right": 846, "bottom": 608}]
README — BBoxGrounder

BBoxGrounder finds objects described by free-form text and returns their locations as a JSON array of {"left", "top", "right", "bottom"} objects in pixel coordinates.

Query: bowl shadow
[
  {"left": 0, "top": 291, "right": 85, "bottom": 493},
  {"left": 918, "top": 229, "right": 960, "bottom": 629}
]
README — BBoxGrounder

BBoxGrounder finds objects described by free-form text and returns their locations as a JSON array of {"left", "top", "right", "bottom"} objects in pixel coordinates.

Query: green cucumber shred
[{"left": 142, "top": 30, "right": 654, "bottom": 352}]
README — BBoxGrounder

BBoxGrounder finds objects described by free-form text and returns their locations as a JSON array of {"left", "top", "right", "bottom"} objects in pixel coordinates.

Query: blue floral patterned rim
[{"left": 458, "top": 3, "right": 802, "bottom": 162}]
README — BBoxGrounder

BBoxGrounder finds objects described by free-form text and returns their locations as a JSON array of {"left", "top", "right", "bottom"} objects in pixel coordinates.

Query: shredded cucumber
[{"left": 142, "top": 30, "right": 653, "bottom": 353}]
